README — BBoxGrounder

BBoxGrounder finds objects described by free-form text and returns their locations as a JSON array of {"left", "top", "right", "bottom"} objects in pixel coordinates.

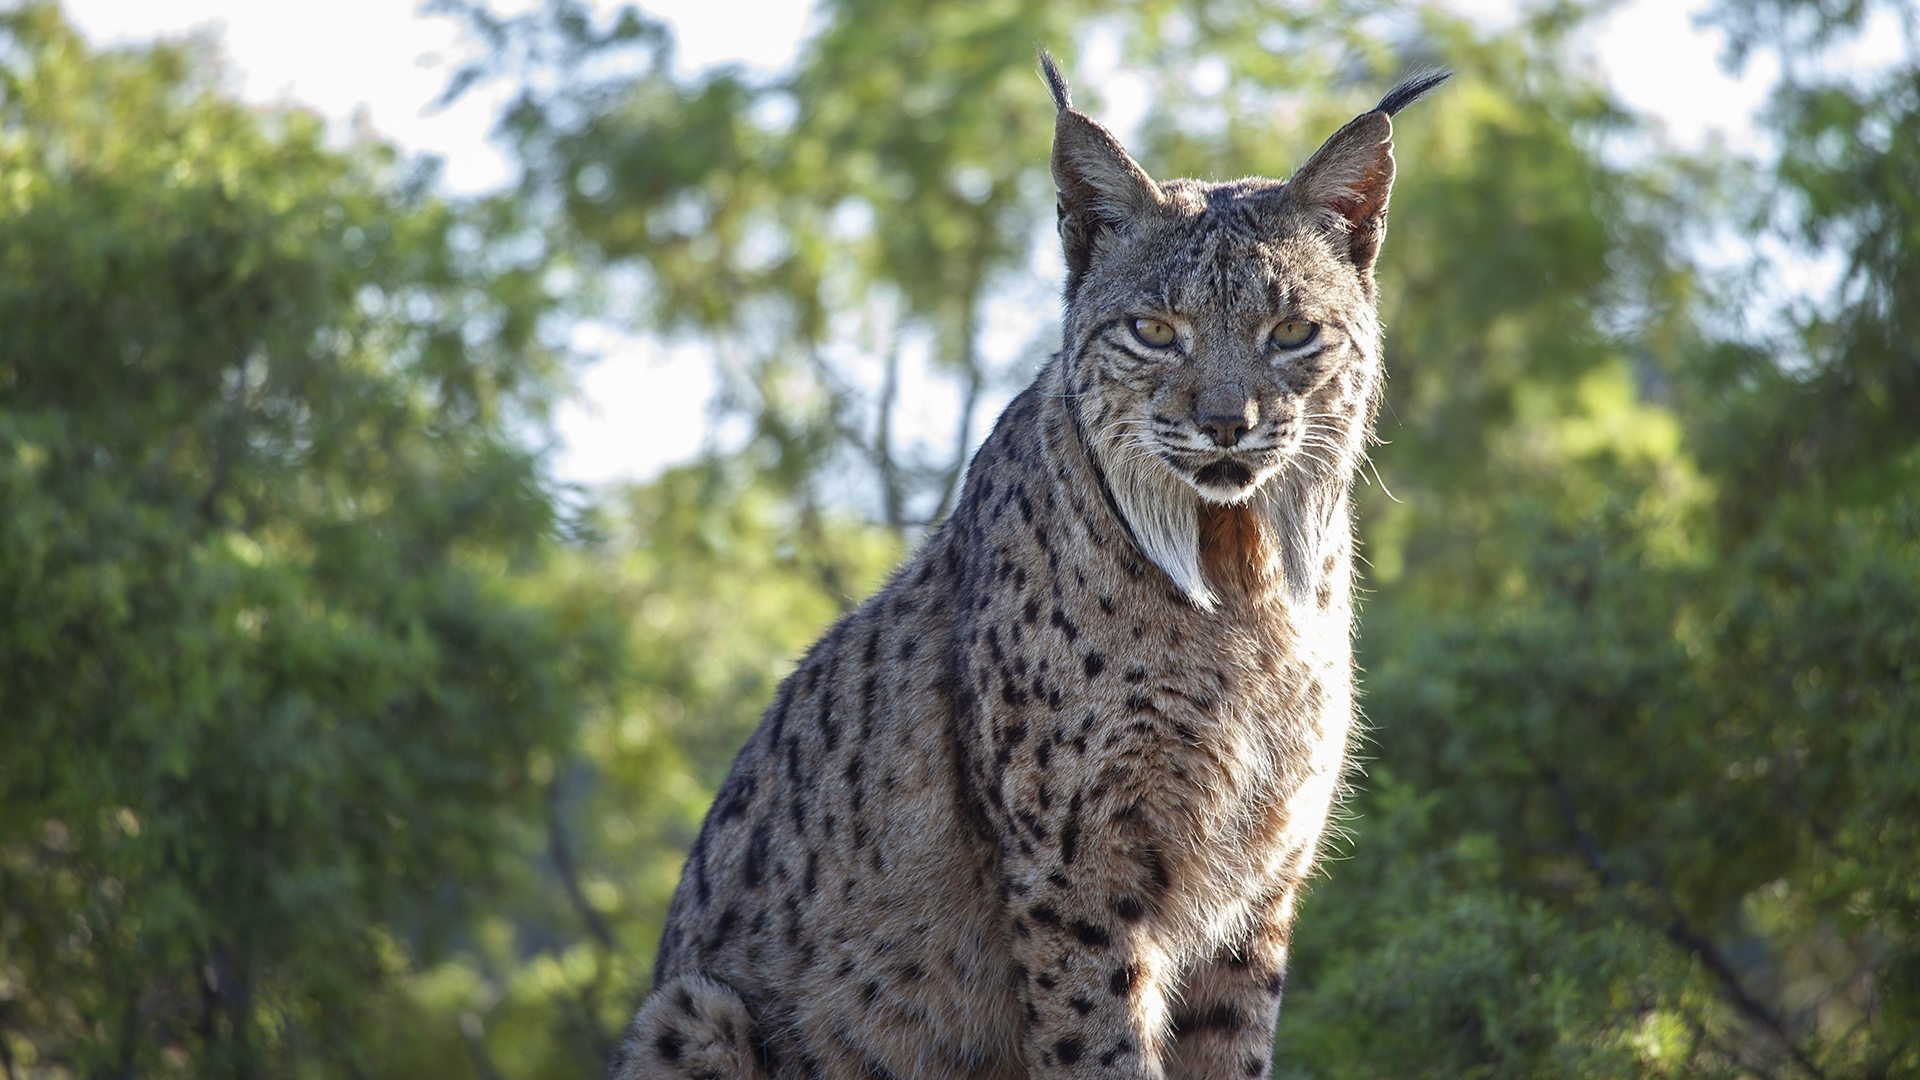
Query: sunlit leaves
[{"left": 0, "top": 5, "right": 620, "bottom": 1075}]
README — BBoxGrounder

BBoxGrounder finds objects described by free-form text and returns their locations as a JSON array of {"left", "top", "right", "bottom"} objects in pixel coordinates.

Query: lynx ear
[
  {"left": 1287, "top": 70, "right": 1450, "bottom": 270},
  {"left": 1041, "top": 51, "right": 1161, "bottom": 296},
  {"left": 1286, "top": 111, "right": 1395, "bottom": 268}
]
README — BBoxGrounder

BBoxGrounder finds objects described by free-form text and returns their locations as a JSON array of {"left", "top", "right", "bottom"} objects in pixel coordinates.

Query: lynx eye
[
  {"left": 1130, "top": 317, "right": 1177, "bottom": 349},
  {"left": 1268, "top": 319, "right": 1319, "bottom": 351}
]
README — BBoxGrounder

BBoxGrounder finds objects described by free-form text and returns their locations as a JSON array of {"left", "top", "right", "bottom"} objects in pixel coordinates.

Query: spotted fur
[{"left": 611, "top": 54, "right": 1448, "bottom": 1079}]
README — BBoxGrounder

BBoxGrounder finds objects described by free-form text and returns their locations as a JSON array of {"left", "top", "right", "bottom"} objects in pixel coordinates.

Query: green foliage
[
  {"left": 1276, "top": 778, "right": 1726, "bottom": 1079},
  {"left": 381, "top": 459, "right": 900, "bottom": 1080},
  {"left": 3, "top": 0, "right": 1916, "bottom": 1076},
  {"left": 0, "top": 5, "right": 621, "bottom": 1074}
]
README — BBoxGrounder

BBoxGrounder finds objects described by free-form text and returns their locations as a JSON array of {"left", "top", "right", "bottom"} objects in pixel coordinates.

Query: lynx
[{"left": 612, "top": 54, "right": 1448, "bottom": 1079}]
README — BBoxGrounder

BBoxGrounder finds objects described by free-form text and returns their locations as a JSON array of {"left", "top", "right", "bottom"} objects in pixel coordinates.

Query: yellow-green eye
[
  {"left": 1130, "top": 317, "right": 1177, "bottom": 348},
  {"left": 1269, "top": 319, "right": 1319, "bottom": 350}
]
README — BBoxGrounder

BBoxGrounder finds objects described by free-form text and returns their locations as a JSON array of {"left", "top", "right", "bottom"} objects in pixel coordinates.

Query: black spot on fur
[
  {"left": 654, "top": 1031, "right": 685, "bottom": 1063},
  {"left": 946, "top": 687, "right": 995, "bottom": 842},
  {"left": 1070, "top": 920, "right": 1112, "bottom": 948},
  {"left": 688, "top": 830, "right": 712, "bottom": 907},
  {"left": 752, "top": 1028, "right": 784, "bottom": 1072},
  {"left": 783, "top": 735, "right": 805, "bottom": 783},
  {"left": 705, "top": 907, "right": 739, "bottom": 954},
  {"left": 783, "top": 897, "right": 804, "bottom": 946},
  {"left": 1016, "top": 809, "right": 1049, "bottom": 841},
  {"left": 1055, "top": 1038, "right": 1083, "bottom": 1065},
  {"left": 860, "top": 673, "right": 880, "bottom": 739},
  {"left": 742, "top": 823, "right": 771, "bottom": 888},
  {"left": 715, "top": 773, "right": 756, "bottom": 823},
  {"left": 1141, "top": 849, "right": 1172, "bottom": 895},
  {"left": 1171, "top": 1004, "right": 1243, "bottom": 1038},
  {"left": 1083, "top": 652, "right": 1105, "bottom": 678},
  {"left": 846, "top": 751, "right": 867, "bottom": 806}
]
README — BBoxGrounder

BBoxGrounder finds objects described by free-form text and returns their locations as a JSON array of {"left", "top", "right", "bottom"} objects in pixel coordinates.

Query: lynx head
[{"left": 1040, "top": 53, "right": 1447, "bottom": 609}]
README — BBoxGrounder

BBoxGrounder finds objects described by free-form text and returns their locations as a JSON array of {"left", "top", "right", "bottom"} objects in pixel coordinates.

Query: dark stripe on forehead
[
  {"left": 1160, "top": 212, "right": 1281, "bottom": 315},
  {"left": 1205, "top": 182, "right": 1280, "bottom": 236},
  {"left": 1269, "top": 276, "right": 1293, "bottom": 313},
  {"left": 1221, "top": 231, "right": 1278, "bottom": 311},
  {"left": 1213, "top": 233, "right": 1239, "bottom": 310},
  {"left": 1166, "top": 230, "right": 1213, "bottom": 312}
]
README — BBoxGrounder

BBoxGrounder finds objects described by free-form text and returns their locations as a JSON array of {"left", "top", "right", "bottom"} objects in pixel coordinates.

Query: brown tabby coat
[{"left": 612, "top": 54, "right": 1447, "bottom": 1079}]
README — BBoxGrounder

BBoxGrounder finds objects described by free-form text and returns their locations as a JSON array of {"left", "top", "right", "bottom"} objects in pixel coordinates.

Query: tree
[
  {"left": 0, "top": 6, "right": 622, "bottom": 1074},
  {"left": 385, "top": 460, "right": 900, "bottom": 1080}
]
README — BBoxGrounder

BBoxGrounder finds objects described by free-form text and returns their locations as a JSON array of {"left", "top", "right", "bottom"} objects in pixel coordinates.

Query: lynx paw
[{"left": 611, "top": 974, "right": 770, "bottom": 1080}]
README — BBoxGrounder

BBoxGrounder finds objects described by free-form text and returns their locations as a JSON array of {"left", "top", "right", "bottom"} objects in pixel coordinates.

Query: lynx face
[
  {"left": 1064, "top": 183, "right": 1384, "bottom": 509},
  {"left": 1046, "top": 79, "right": 1416, "bottom": 607}
]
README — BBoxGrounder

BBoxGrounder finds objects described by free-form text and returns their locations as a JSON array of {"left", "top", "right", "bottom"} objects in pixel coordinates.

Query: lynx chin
[{"left": 612, "top": 52, "right": 1449, "bottom": 1080}]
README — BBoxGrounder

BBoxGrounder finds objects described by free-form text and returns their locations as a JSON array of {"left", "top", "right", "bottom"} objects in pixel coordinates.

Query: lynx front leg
[
  {"left": 1006, "top": 882, "right": 1174, "bottom": 1080},
  {"left": 1164, "top": 889, "right": 1298, "bottom": 1080},
  {"left": 995, "top": 803, "right": 1185, "bottom": 1079}
]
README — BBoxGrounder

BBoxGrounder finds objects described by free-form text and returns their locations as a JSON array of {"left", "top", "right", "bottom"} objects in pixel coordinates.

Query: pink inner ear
[{"left": 1331, "top": 151, "right": 1395, "bottom": 229}]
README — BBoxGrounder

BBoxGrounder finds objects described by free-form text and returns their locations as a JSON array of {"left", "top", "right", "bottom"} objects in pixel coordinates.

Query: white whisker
[{"left": 1361, "top": 453, "right": 1401, "bottom": 503}]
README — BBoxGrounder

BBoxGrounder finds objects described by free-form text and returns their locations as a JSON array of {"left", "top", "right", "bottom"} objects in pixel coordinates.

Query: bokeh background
[{"left": 3, "top": 0, "right": 1917, "bottom": 1076}]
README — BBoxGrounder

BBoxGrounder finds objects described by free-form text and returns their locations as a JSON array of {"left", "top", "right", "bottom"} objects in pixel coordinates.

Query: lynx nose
[{"left": 1196, "top": 384, "right": 1256, "bottom": 448}]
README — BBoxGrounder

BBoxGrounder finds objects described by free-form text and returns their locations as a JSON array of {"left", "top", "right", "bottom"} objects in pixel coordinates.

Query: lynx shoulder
[{"left": 612, "top": 54, "right": 1448, "bottom": 1080}]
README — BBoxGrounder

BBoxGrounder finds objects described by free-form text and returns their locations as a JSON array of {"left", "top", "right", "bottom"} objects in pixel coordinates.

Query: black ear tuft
[
  {"left": 1046, "top": 56, "right": 1159, "bottom": 297},
  {"left": 1373, "top": 68, "right": 1451, "bottom": 118},
  {"left": 1038, "top": 48, "right": 1071, "bottom": 113},
  {"left": 1286, "top": 70, "right": 1449, "bottom": 271}
]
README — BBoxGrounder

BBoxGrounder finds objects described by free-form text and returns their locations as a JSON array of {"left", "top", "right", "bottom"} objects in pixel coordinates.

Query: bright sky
[{"left": 60, "top": 0, "right": 1796, "bottom": 489}]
